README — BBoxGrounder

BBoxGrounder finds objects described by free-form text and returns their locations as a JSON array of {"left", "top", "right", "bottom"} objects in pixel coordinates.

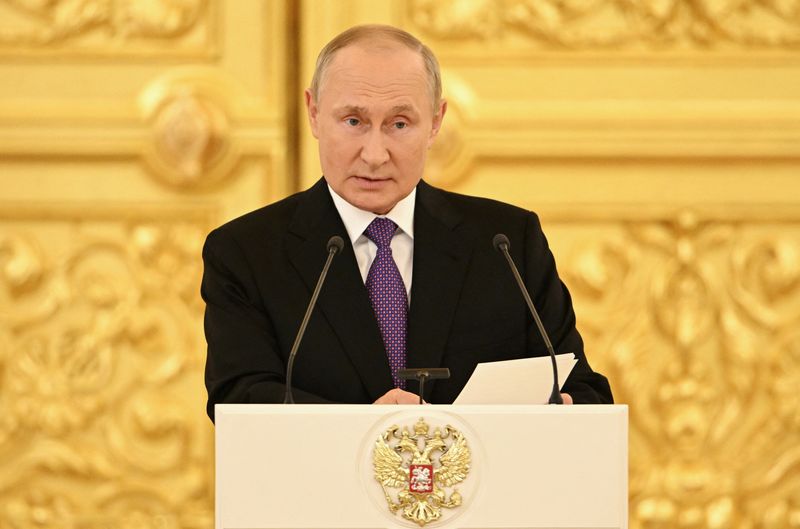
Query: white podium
[{"left": 216, "top": 404, "right": 627, "bottom": 529}]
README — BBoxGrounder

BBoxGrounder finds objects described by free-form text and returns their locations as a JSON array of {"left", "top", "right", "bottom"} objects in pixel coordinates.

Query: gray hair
[{"left": 310, "top": 24, "right": 442, "bottom": 110}]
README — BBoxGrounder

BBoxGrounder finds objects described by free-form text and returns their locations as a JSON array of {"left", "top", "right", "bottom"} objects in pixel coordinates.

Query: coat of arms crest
[{"left": 373, "top": 417, "right": 471, "bottom": 526}]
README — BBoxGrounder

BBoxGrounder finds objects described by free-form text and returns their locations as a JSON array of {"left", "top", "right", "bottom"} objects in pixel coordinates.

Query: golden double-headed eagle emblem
[{"left": 373, "top": 418, "right": 471, "bottom": 526}]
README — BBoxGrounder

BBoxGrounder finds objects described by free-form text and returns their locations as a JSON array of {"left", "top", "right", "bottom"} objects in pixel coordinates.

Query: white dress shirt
[{"left": 328, "top": 184, "right": 415, "bottom": 302}]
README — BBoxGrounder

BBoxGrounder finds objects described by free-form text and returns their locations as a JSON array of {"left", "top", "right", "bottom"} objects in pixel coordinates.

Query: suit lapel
[
  {"left": 285, "top": 179, "right": 392, "bottom": 401},
  {"left": 407, "top": 181, "right": 473, "bottom": 401}
]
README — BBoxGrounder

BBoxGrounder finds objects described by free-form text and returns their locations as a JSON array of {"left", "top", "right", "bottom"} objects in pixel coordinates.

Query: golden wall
[{"left": 1, "top": 1, "right": 799, "bottom": 527}]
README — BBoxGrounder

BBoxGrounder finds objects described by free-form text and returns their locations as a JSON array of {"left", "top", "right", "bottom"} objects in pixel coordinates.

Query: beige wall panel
[
  {"left": 301, "top": 2, "right": 800, "bottom": 528},
  {"left": 0, "top": 1, "right": 291, "bottom": 527}
]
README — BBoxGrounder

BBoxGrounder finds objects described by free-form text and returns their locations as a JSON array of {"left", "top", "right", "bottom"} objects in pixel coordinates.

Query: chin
[
  {"left": 347, "top": 193, "right": 394, "bottom": 215},
  {"left": 360, "top": 201, "right": 392, "bottom": 215}
]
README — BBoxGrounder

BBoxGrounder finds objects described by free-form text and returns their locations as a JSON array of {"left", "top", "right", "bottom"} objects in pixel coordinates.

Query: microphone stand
[
  {"left": 398, "top": 368, "right": 450, "bottom": 404},
  {"left": 284, "top": 236, "right": 344, "bottom": 404},
  {"left": 493, "top": 234, "right": 563, "bottom": 404}
]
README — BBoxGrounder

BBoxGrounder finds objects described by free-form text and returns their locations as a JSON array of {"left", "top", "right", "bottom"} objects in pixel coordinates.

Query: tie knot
[{"left": 364, "top": 217, "right": 398, "bottom": 248}]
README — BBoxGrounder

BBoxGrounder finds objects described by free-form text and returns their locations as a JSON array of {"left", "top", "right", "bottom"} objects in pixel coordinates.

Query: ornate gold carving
[
  {"left": 555, "top": 208, "right": 800, "bottom": 529},
  {"left": 0, "top": 234, "right": 44, "bottom": 297},
  {"left": 426, "top": 93, "right": 470, "bottom": 189},
  {"left": 374, "top": 418, "right": 471, "bottom": 526},
  {"left": 150, "top": 93, "right": 231, "bottom": 188},
  {"left": 0, "top": 0, "right": 213, "bottom": 56},
  {"left": 139, "top": 74, "right": 240, "bottom": 191},
  {"left": 0, "top": 207, "right": 214, "bottom": 528},
  {"left": 407, "top": 0, "right": 800, "bottom": 50}
]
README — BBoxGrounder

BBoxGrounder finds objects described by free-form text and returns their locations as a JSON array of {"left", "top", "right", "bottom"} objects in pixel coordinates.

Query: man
[{"left": 202, "top": 25, "right": 612, "bottom": 420}]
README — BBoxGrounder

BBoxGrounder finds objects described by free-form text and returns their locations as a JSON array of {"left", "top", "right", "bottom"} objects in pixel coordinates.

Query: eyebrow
[
  {"left": 336, "top": 105, "right": 369, "bottom": 115},
  {"left": 390, "top": 104, "right": 416, "bottom": 115},
  {"left": 334, "top": 104, "right": 419, "bottom": 116}
]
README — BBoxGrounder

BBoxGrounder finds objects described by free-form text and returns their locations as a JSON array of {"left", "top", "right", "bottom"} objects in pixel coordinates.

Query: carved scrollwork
[
  {"left": 0, "top": 234, "right": 44, "bottom": 298},
  {"left": 1, "top": 486, "right": 78, "bottom": 529},
  {"left": 0, "top": 210, "right": 213, "bottom": 528},
  {"left": 407, "top": 0, "right": 800, "bottom": 50},
  {"left": 9, "top": 319, "right": 112, "bottom": 436},
  {"left": 105, "top": 390, "right": 195, "bottom": 475},
  {"left": 564, "top": 236, "right": 636, "bottom": 310},
  {"left": 130, "top": 222, "right": 206, "bottom": 311},
  {"left": 731, "top": 235, "right": 800, "bottom": 329},
  {"left": 424, "top": 96, "right": 470, "bottom": 188},
  {"left": 97, "top": 491, "right": 181, "bottom": 529},
  {"left": 0, "top": 0, "right": 210, "bottom": 53},
  {"left": 773, "top": 327, "right": 800, "bottom": 430},
  {"left": 558, "top": 208, "right": 800, "bottom": 529}
]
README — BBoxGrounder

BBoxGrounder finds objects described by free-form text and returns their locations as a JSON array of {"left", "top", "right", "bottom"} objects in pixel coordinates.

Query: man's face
[{"left": 306, "top": 42, "right": 446, "bottom": 215}]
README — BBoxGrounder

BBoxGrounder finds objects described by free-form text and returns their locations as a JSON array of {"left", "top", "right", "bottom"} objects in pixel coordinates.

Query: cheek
[
  {"left": 402, "top": 139, "right": 429, "bottom": 166},
  {"left": 392, "top": 146, "right": 429, "bottom": 185},
  {"left": 319, "top": 135, "right": 346, "bottom": 162},
  {"left": 395, "top": 131, "right": 425, "bottom": 153}
]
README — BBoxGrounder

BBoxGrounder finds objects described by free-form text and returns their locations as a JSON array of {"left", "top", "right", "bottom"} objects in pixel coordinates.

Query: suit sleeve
[
  {"left": 523, "top": 213, "right": 613, "bottom": 404},
  {"left": 201, "top": 228, "right": 333, "bottom": 421}
]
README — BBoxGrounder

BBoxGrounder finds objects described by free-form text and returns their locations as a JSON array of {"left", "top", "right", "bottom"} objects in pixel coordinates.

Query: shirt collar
[{"left": 328, "top": 184, "right": 416, "bottom": 245}]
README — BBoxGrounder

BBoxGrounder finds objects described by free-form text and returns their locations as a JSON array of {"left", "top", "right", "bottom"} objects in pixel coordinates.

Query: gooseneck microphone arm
[
  {"left": 284, "top": 236, "right": 344, "bottom": 404},
  {"left": 398, "top": 368, "right": 451, "bottom": 405},
  {"left": 492, "top": 233, "right": 563, "bottom": 405}
]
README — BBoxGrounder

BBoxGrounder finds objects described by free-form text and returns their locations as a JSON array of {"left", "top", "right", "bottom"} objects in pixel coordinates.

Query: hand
[
  {"left": 373, "top": 388, "right": 423, "bottom": 404},
  {"left": 560, "top": 393, "right": 573, "bottom": 404}
]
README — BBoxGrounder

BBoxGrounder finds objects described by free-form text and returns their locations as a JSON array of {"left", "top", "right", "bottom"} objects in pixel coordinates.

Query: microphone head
[
  {"left": 492, "top": 233, "right": 510, "bottom": 252},
  {"left": 327, "top": 235, "right": 345, "bottom": 254}
]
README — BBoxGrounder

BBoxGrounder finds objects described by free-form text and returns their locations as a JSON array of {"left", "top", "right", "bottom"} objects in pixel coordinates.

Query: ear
[
  {"left": 305, "top": 88, "right": 320, "bottom": 139},
  {"left": 427, "top": 99, "right": 447, "bottom": 149}
]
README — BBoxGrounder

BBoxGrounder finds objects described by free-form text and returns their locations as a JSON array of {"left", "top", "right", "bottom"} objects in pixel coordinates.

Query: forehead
[{"left": 319, "top": 42, "right": 430, "bottom": 110}]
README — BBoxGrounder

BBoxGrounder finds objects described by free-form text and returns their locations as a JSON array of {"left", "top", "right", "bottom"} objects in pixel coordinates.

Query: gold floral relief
[
  {"left": 0, "top": 0, "right": 214, "bottom": 56},
  {"left": 0, "top": 208, "right": 214, "bottom": 529},
  {"left": 555, "top": 209, "right": 800, "bottom": 529},
  {"left": 406, "top": 0, "right": 800, "bottom": 51}
]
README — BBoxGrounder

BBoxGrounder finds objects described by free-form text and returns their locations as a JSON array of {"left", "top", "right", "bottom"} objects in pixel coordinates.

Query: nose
[{"left": 360, "top": 128, "right": 390, "bottom": 169}]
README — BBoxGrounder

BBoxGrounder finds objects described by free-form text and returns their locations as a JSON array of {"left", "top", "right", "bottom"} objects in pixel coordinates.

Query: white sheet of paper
[{"left": 453, "top": 353, "right": 578, "bottom": 404}]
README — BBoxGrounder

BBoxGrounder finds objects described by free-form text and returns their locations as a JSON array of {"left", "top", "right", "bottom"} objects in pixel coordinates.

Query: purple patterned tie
[{"left": 364, "top": 217, "right": 408, "bottom": 389}]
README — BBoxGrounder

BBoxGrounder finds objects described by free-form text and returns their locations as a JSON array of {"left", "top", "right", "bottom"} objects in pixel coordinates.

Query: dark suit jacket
[{"left": 202, "top": 178, "right": 612, "bottom": 420}]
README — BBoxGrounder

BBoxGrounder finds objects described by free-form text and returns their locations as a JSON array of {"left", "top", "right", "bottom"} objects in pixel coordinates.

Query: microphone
[
  {"left": 493, "top": 233, "right": 563, "bottom": 404},
  {"left": 398, "top": 368, "right": 450, "bottom": 405},
  {"left": 284, "top": 235, "right": 344, "bottom": 404}
]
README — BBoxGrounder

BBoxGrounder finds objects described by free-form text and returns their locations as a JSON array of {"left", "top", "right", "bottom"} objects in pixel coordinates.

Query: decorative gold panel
[
  {"left": 2, "top": 0, "right": 800, "bottom": 527},
  {"left": 0, "top": 1, "right": 290, "bottom": 527},
  {"left": 0, "top": 0, "right": 217, "bottom": 58},
  {"left": 0, "top": 206, "right": 215, "bottom": 528},
  {"left": 407, "top": 0, "right": 800, "bottom": 51},
  {"left": 541, "top": 206, "right": 800, "bottom": 529}
]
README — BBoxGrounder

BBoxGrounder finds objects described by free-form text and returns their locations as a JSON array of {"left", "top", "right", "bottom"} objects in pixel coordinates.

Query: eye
[
  {"left": 346, "top": 118, "right": 360, "bottom": 126},
  {"left": 394, "top": 121, "right": 407, "bottom": 130}
]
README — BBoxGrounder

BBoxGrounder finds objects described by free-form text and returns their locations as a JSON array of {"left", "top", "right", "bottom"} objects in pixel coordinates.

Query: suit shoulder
[{"left": 422, "top": 182, "right": 539, "bottom": 222}]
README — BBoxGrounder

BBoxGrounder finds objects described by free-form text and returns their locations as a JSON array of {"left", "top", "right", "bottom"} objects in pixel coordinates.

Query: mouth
[
  {"left": 352, "top": 175, "right": 389, "bottom": 182},
  {"left": 351, "top": 175, "right": 391, "bottom": 188}
]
